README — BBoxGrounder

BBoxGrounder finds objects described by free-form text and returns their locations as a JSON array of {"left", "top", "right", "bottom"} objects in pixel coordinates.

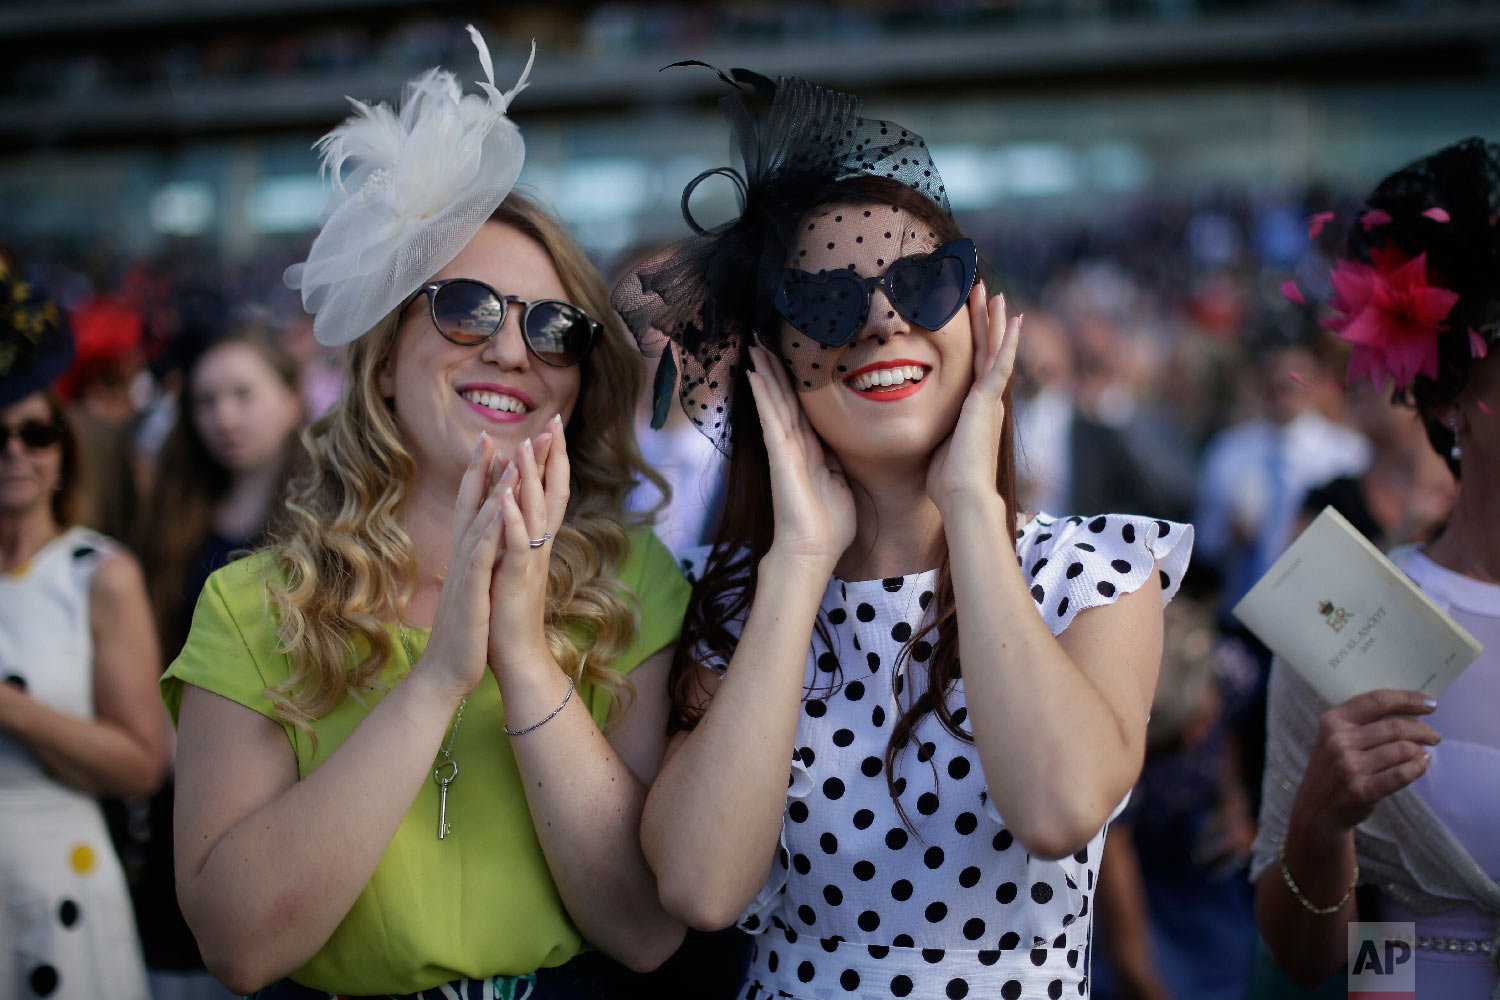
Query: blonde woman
[{"left": 161, "top": 35, "right": 687, "bottom": 998}]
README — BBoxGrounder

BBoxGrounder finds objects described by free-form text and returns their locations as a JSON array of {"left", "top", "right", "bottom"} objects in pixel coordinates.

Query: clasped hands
[{"left": 421, "top": 418, "right": 571, "bottom": 700}]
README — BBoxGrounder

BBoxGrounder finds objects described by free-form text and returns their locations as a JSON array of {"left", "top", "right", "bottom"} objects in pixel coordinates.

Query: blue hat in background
[{"left": 0, "top": 255, "right": 74, "bottom": 408}]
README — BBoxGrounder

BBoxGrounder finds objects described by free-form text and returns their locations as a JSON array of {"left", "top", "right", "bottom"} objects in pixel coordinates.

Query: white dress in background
[{"left": 0, "top": 526, "right": 150, "bottom": 1000}]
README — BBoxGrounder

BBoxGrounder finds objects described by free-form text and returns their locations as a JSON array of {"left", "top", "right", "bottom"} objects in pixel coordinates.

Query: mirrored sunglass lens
[
  {"left": 777, "top": 273, "right": 866, "bottom": 346},
  {"left": 432, "top": 282, "right": 504, "bottom": 344},
  {"left": 525, "top": 303, "right": 593, "bottom": 364},
  {"left": 891, "top": 253, "right": 969, "bottom": 330}
]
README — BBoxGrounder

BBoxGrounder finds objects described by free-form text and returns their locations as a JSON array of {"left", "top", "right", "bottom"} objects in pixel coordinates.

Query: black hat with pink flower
[{"left": 1284, "top": 137, "right": 1498, "bottom": 466}]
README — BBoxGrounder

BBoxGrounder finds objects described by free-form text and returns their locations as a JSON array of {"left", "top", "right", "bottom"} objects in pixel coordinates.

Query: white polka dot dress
[{"left": 681, "top": 513, "right": 1193, "bottom": 1000}]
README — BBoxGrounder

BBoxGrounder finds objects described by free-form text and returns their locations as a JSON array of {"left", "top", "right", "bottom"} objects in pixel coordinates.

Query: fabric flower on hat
[
  {"left": 1324, "top": 244, "right": 1461, "bottom": 392},
  {"left": 285, "top": 26, "right": 534, "bottom": 347}
]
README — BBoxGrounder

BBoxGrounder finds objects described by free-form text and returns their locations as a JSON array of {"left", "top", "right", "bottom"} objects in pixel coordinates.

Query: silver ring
[{"left": 528, "top": 532, "right": 551, "bottom": 549}]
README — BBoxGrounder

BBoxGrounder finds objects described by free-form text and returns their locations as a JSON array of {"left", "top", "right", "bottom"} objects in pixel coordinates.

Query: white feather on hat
[{"left": 285, "top": 26, "right": 535, "bottom": 346}]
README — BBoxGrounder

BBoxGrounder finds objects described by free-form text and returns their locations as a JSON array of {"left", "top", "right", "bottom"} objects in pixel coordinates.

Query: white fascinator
[{"left": 285, "top": 26, "right": 535, "bottom": 347}]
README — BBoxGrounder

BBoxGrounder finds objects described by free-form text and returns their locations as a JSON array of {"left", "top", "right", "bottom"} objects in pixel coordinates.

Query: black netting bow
[{"left": 611, "top": 65, "right": 950, "bottom": 455}]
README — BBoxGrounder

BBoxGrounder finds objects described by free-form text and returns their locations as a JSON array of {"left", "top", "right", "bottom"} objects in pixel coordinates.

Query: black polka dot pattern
[
  {"left": 1014, "top": 513, "right": 1191, "bottom": 635},
  {"left": 29, "top": 965, "right": 59, "bottom": 997},
  {"left": 685, "top": 511, "right": 1192, "bottom": 999}
]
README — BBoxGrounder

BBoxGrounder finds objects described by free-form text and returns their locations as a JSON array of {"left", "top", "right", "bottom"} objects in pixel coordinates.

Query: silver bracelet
[{"left": 503, "top": 675, "right": 575, "bottom": 736}]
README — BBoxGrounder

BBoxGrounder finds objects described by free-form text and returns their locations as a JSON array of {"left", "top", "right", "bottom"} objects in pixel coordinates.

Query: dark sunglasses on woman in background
[
  {"left": 772, "top": 237, "right": 978, "bottom": 347},
  {"left": 0, "top": 419, "right": 64, "bottom": 451},
  {"left": 412, "top": 278, "right": 602, "bottom": 367}
]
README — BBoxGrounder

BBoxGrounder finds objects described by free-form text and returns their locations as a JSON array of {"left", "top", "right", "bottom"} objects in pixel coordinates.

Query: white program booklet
[{"left": 1232, "top": 506, "right": 1483, "bottom": 706}]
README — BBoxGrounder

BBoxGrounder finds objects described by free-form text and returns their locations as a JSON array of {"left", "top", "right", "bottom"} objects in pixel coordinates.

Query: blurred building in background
[
  {"left": 3, "top": 0, "right": 1499, "bottom": 468},
  {"left": 3, "top": 1, "right": 1498, "bottom": 270}
]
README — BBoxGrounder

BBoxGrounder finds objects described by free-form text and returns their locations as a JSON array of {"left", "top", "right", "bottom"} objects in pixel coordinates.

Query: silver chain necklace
[{"left": 399, "top": 625, "right": 466, "bottom": 840}]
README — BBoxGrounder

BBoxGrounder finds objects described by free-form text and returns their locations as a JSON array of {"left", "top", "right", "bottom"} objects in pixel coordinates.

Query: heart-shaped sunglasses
[{"left": 771, "top": 237, "right": 977, "bottom": 347}]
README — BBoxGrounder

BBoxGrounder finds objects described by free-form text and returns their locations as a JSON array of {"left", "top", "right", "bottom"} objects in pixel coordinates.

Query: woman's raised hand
[
  {"left": 487, "top": 414, "right": 569, "bottom": 677},
  {"left": 746, "top": 342, "right": 856, "bottom": 568},
  {"left": 1292, "top": 689, "right": 1441, "bottom": 840},
  {"left": 926, "top": 284, "right": 1022, "bottom": 514},
  {"left": 420, "top": 432, "right": 513, "bottom": 699}
]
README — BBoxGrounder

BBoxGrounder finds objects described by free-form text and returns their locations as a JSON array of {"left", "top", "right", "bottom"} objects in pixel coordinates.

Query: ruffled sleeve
[
  {"left": 160, "top": 552, "right": 288, "bottom": 731},
  {"left": 976, "top": 513, "right": 1193, "bottom": 829},
  {"left": 616, "top": 528, "right": 692, "bottom": 670},
  {"left": 1016, "top": 512, "right": 1194, "bottom": 635}
]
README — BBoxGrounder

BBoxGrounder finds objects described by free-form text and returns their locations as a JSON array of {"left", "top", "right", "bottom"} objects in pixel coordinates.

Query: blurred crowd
[
  {"left": 4, "top": 0, "right": 1370, "bottom": 107},
  {"left": 2, "top": 170, "right": 1458, "bottom": 1000}
]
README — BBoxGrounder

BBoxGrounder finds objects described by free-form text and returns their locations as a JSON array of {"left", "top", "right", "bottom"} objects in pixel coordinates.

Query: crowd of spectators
[{"left": 2, "top": 170, "right": 1450, "bottom": 998}]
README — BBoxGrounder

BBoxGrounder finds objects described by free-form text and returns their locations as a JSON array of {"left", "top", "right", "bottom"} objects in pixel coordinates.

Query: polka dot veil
[
  {"left": 610, "top": 65, "right": 952, "bottom": 455},
  {"left": 772, "top": 204, "right": 970, "bottom": 392}
]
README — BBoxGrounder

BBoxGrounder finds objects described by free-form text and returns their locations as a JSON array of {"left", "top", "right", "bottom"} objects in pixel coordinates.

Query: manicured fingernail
[
  {"left": 1423, "top": 751, "right": 1432, "bottom": 763},
  {"left": 551, "top": 413, "right": 562, "bottom": 426},
  {"left": 502, "top": 461, "right": 515, "bottom": 482},
  {"left": 1423, "top": 697, "right": 1438, "bottom": 708},
  {"left": 505, "top": 486, "right": 514, "bottom": 500},
  {"left": 523, "top": 437, "right": 533, "bottom": 454}
]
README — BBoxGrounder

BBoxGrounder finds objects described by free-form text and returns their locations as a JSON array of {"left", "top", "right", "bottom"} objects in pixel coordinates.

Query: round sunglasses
[
  {"left": 772, "top": 237, "right": 978, "bottom": 347},
  {"left": 0, "top": 419, "right": 65, "bottom": 451},
  {"left": 412, "top": 278, "right": 602, "bottom": 367}
]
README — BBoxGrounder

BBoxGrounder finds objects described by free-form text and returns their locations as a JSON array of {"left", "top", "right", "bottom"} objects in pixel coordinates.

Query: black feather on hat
[{"left": 611, "top": 65, "right": 951, "bottom": 455}]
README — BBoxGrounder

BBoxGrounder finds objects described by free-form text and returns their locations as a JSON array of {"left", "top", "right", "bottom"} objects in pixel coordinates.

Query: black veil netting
[{"left": 610, "top": 65, "right": 951, "bottom": 455}]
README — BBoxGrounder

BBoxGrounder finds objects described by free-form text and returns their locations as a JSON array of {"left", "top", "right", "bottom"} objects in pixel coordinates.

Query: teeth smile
[
  {"left": 461, "top": 389, "right": 528, "bottom": 414},
  {"left": 847, "top": 365, "right": 927, "bottom": 392}
]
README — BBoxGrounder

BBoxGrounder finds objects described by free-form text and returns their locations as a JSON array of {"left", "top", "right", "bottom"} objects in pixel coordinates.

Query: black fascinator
[{"left": 611, "top": 65, "right": 952, "bottom": 455}]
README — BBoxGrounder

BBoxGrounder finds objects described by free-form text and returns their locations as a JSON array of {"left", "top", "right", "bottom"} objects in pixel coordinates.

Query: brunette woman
[
  {"left": 617, "top": 71, "right": 1194, "bottom": 999},
  {"left": 126, "top": 327, "right": 304, "bottom": 998}
]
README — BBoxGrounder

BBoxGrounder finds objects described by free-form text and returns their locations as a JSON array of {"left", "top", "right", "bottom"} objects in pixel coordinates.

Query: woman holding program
[{"left": 1255, "top": 137, "right": 1500, "bottom": 1000}]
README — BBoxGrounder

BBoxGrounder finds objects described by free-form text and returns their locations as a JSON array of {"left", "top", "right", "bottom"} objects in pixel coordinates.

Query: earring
[{"left": 1448, "top": 418, "right": 1462, "bottom": 462}]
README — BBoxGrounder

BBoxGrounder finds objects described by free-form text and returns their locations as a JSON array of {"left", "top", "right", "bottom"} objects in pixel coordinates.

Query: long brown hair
[
  {"left": 670, "top": 179, "right": 1019, "bottom": 813},
  {"left": 266, "top": 192, "right": 666, "bottom": 735},
  {"left": 138, "top": 327, "right": 302, "bottom": 657}
]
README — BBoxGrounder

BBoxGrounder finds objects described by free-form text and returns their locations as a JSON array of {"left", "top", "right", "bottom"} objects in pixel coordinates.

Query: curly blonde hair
[{"left": 267, "top": 193, "right": 664, "bottom": 734}]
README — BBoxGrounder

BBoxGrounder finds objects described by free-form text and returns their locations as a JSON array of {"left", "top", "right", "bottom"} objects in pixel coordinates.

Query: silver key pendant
[{"left": 434, "top": 760, "right": 459, "bottom": 839}]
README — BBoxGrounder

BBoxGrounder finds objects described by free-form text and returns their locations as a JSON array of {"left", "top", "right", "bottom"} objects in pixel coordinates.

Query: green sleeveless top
[{"left": 160, "top": 528, "right": 690, "bottom": 994}]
